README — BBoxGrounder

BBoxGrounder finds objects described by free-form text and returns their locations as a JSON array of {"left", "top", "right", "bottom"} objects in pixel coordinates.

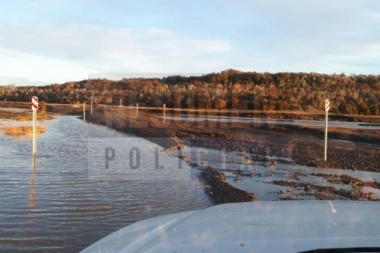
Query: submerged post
[
  {"left": 31, "top": 96, "right": 38, "bottom": 156},
  {"left": 324, "top": 99, "right": 330, "bottom": 161},
  {"left": 83, "top": 102, "right": 86, "bottom": 123}
]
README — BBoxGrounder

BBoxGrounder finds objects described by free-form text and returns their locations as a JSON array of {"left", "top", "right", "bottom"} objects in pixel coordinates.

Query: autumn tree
[{"left": 214, "top": 98, "right": 227, "bottom": 109}]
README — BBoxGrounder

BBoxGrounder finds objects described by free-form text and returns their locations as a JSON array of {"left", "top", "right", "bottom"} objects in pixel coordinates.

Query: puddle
[{"left": 169, "top": 146, "right": 380, "bottom": 201}]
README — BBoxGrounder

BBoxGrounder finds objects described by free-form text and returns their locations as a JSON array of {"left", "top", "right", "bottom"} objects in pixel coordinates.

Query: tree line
[{"left": 1, "top": 69, "right": 380, "bottom": 115}]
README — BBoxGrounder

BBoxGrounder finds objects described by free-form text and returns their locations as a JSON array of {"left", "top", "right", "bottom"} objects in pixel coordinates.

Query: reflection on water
[
  {"left": 28, "top": 155, "right": 37, "bottom": 210},
  {"left": 0, "top": 116, "right": 212, "bottom": 253}
]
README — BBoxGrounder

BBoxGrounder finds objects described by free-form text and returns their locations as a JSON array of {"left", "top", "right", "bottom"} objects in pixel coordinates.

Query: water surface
[{"left": 0, "top": 116, "right": 212, "bottom": 252}]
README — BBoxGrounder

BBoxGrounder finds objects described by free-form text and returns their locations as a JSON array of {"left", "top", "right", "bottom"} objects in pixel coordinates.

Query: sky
[{"left": 0, "top": 0, "right": 379, "bottom": 85}]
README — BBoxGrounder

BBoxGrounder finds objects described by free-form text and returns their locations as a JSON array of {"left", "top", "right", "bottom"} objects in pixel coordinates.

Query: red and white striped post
[
  {"left": 324, "top": 99, "right": 330, "bottom": 161},
  {"left": 32, "top": 96, "right": 38, "bottom": 156}
]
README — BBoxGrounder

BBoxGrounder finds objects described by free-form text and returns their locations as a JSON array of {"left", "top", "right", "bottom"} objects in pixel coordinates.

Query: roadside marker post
[
  {"left": 120, "top": 99, "right": 122, "bottom": 107},
  {"left": 136, "top": 103, "right": 139, "bottom": 116},
  {"left": 163, "top": 104, "right": 166, "bottom": 122},
  {"left": 31, "top": 96, "right": 38, "bottom": 156},
  {"left": 83, "top": 102, "right": 86, "bottom": 123},
  {"left": 90, "top": 101, "right": 93, "bottom": 115},
  {"left": 324, "top": 99, "right": 330, "bottom": 161}
]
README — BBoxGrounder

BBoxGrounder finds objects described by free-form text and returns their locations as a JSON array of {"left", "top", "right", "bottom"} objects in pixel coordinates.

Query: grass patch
[
  {"left": 0, "top": 110, "right": 53, "bottom": 121},
  {"left": 0, "top": 110, "right": 14, "bottom": 119},
  {"left": 0, "top": 126, "right": 47, "bottom": 137},
  {"left": 13, "top": 114, "right": 33, "bottom": 121},
  {"left": 14, "top": 112, "right": 53, "bottom": 121}
]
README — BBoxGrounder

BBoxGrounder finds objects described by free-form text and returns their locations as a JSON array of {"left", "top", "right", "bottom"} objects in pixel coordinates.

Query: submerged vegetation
[
  {"left": 0, "top": 101, "right": 51, "bottom": 137},
  {"left": 0, "top": 101, "right": 53, "bottom": 121},
  {"left": 1, "top": 69, "right": 380, "bottom": 115}
]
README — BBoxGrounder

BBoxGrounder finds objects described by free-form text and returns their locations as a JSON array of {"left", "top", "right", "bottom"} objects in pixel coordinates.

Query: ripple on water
[{"left": 0, "top": 116, "right": 212, "bottom": 252}]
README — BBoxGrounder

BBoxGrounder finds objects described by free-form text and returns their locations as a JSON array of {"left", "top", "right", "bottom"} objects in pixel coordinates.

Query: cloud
[
  {"left": 0, "top": 21, "right": 232, "bottom": 83},
  {"left": 0, "top": 48, "right": 88, "bottom": 85},
  {"left": 226, "top": 0, "right": 380, "bottom": 74},
  {"left": 0, "top": 0, "right": 379, "bottom": 85},
  {"left": 0, "top": 74, "right": 43, "bottom": 86}
]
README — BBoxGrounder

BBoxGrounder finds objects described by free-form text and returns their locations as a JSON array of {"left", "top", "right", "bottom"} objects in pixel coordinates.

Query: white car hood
[{"left": 81, "top": 201, "right": 380, "bottom": 253}]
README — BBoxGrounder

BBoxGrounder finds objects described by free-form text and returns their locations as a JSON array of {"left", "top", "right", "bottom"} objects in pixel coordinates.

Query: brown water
[{"left": 0, "top": 116, "right": 212, "bottom": 252}]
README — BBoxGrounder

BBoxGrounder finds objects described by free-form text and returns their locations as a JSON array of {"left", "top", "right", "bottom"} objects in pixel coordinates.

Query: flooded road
[
  {"left": 0, "top": 116, "right": 212, "bottom": 252},
  {"left": 175, "top": 146, "right": 380, "bottom": 201},
  {"left": 160, "top": 114, "right": 380, "bottom": 130}
]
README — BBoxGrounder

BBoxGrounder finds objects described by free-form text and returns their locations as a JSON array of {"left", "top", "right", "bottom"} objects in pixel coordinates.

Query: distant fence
[{"left": 102, "top": 105, "right": 328, "bottom": 116}]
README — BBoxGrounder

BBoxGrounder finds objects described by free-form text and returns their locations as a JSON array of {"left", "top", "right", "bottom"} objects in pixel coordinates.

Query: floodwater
[
  {"left": 160, "top": 114, "right": 380, "bottom": 130},
  {"left": 176, "top": 146, "right": 380, "bottom": 201},
  {"left": 0, "top": 108, "right": 30, "bottom": 113},
  {"left": 2, "top": 112, "right": 379, "bottom": 252},
  {"left": 0, "top": 116, "right": 212, "bottom": 252}
]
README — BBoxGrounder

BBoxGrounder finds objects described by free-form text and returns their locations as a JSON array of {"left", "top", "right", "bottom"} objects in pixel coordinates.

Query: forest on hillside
[{"left": 1, "top": 69, "right": 380, "bottom": 115}]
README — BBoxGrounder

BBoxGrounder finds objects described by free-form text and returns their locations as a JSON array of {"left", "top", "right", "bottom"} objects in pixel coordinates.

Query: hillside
[{"left": 1, "top": 69, "right": 380, "bottom": 116}]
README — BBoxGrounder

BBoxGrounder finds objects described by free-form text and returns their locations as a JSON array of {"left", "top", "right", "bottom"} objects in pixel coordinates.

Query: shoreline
[
  {"left": 85, "top": 107, "right": 261, "bottom": 203},
  {"left": 2, "top": 101, "right": 380, "bottom": 123},
  {"left": 85, "top": 106, "right": 380, "bottom": 202}
]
